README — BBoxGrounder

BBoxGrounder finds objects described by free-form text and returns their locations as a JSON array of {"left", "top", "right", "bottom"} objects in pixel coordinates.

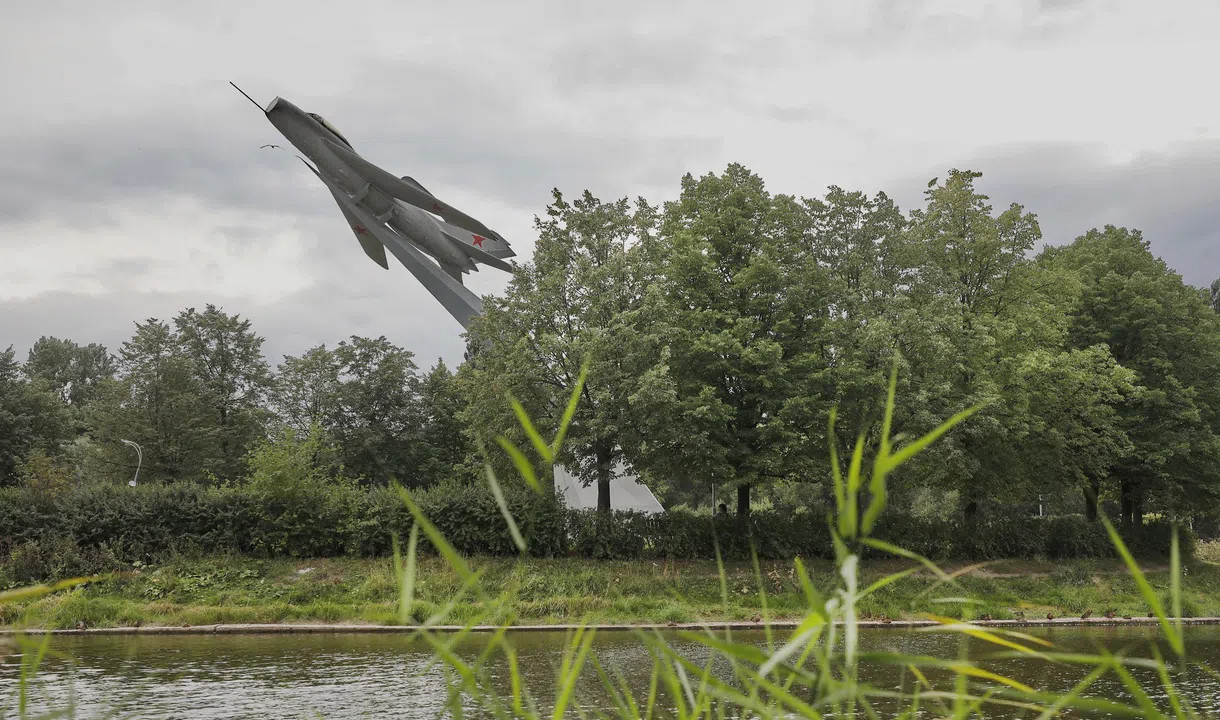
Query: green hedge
[
  {"left": 0, "top": 482, "right": 565, "bottom": 568},
  {"left": 0, "top": 483, "right": 1191, "bottom": 580}
]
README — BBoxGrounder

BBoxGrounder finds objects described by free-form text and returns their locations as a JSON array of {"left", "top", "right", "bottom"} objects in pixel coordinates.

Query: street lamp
[{"left": 120, "top": 439, "right": 142, "bottom": 486}]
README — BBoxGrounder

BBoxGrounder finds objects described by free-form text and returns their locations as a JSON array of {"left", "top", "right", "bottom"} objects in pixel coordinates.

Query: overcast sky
[{"left": 3, "top": 0, "right": 1217, "bottom": 370}]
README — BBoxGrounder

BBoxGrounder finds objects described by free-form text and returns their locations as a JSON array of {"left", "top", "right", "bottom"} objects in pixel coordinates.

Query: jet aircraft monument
[{"left": 232, "top": 84, "right": 514, "bottom": 328}]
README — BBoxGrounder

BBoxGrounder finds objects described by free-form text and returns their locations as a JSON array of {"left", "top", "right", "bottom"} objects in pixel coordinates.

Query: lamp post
[{"left": 120, "top": 439, "right": 142, "bottom": 486}]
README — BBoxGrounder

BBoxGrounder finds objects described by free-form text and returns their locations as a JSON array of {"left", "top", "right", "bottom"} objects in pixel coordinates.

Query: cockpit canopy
[{"left": 307, "top": 113, "right": 352, "bottom": 149}]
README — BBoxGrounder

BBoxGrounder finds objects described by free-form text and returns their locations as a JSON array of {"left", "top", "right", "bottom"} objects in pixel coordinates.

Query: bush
[
  {"left": 4, "top": 536, "right": 122, "bottom": 584},
  {"left": 0, "top": 480, "right": 1195, "bottom": 581}
]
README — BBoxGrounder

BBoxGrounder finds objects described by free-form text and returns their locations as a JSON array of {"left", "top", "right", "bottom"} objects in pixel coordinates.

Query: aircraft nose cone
[{"left": 266, "top": 96, "right": 281, "bottom": 113}]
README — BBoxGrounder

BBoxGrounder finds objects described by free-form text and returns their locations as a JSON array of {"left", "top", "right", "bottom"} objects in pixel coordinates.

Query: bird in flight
[{"left": 260, "top": 144, "right": 282, "bottom": 149}]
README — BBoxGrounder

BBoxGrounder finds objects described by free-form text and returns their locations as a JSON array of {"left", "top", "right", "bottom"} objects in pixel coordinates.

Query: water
[{"left": 4, "top": 625, "right": 1219, "bottom": 718}]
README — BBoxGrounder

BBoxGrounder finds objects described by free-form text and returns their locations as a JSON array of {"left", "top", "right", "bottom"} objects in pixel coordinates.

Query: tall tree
[
  {"left": 1211, "top": 277, "right": 1220, "bottom": 313},
  {"left": 416, "top": 359, "right": 474, "bottom": 487},
  {"left": 24, "top": 337, "right": 115, "bottom": 408},
  {"left": 271, "top": 344, "right": 342, "bottom": 434},
  {"left": 0, "top": 347, "right": 70, "bottom": 484},
  {"left": 1013, "top": 345, "right": 1135, "bottom": 519},
  {"left": 1040, "top": 226, "right": 1220, "bottom": 523},
  {"left": 627, "top": 165, "right": 828, "bottom": 517},
  {"left": 88, "top": 319, "right": 215, "bottom": 483},
  {"left": 904, "top": 169, "right": 1066, "bottom": 519},
  {"left": 173, "top": 305, "right": 272, "bottom": 480},
  {"left": 463, "top": 189, "right": 655, "bottom": 511},
  {"left": 801, "top": 186, "right": 914, "bottom": 456},
  {"left": 328, "top": 335, "right": 427, "bottom": 486}
]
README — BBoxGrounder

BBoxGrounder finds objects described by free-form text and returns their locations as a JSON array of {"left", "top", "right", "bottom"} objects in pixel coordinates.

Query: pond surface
[{"left": 4, "top": 625, "right": 1219, "bottom": 718}]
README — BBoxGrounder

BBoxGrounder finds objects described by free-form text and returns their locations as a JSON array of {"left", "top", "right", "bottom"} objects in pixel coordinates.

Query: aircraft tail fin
[{"left": 438, "top": 221, "right": 514, "bottom": 272}]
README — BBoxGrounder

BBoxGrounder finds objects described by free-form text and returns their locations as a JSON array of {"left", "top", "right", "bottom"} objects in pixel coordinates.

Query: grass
[
  {"left": 5, "top": 553, "right": 1220, "bottom": 630},
  {"left": 7, "top": 366, "right": 1214, "bottom": 718}
]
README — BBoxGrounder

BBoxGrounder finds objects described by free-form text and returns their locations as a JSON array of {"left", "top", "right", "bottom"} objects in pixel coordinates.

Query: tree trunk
[
  {"left": 963, "top": 498, "right": 979, "bottom": 522},
  {"left": 1120, "top": 479, "right": 1135, "bottom": 525},
  {"left": 1084, "top": 478, "right": 1100, "bottom": 521},
  {"left": 737, "top": 484, "right": 751, "bottom": 518},
  {"left": 1133, "top": 491, "right": 1145, "bottom": 527},
  {"left": 595, "top": 444, "right": 612, "bottom": 514}
]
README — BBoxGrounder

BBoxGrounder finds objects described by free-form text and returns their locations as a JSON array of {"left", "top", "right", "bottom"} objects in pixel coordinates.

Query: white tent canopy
[{"left": 553, "top": 462, "right": 664, "bottom": 513}]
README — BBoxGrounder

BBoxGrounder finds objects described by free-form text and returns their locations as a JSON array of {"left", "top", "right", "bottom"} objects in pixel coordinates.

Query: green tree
[
  {"left": 903, "top": 169, "right": 1065, "bottom": 519},
  {"left": 464, "top": 189, "right": 656, "bottom": 511},
  {"left": 801, "top": 187, "right": 913, "bottom": 465},
  {"left": 174, "top": 305, "right": 272, "bottom": 480},
  {"left": 271, "top": 344, "right": 342, "bottom": 434},
  {"left": 1210, "top": 277, "right": 1220, "bottom": 312},
  {"left": 87, "top": 319, "right": 216, "bottom": 483},
  {"left": 328, "top": 335, "right": 427, "bottom": 486},
  {"left": 626, "top": 165, "right": 828, "bottom": 517},
  {"left": 24, "top": 336, "right": 115, "bottom": 408},
  {"left": 1013, "top": 345, "right": 1136, "bottom": 519},
  {"left": 1041, "top": 226, "right": 1220, "bottom": 523},
  {"left": 0, "top": 347, "right": 70, "bottom": 484},
  {"left": 416, "top": 359, "right": 474, "bottom": 488}
]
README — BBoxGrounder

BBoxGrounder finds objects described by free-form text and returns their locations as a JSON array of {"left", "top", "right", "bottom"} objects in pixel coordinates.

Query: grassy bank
[{"left": 5, "top": 551, "right": 1220, "bottom": 630}]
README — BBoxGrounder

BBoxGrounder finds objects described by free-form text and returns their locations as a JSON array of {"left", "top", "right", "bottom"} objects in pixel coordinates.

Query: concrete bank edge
[{"left": 5, "top": 617, "right": 1220, "bottom": 636}]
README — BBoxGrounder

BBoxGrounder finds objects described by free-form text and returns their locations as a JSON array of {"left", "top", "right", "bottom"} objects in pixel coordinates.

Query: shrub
[
  {"left": 0, "top": 480, "right": 1195, "bottom": 581},
  {"left": 5, "top": 536, "right": 121, "bottom": 584}
]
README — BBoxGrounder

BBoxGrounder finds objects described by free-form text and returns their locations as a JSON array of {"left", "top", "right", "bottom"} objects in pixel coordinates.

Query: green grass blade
[
  {"left": 842, "top": 435, "right": 865, "bottom": 539},
  {"left": 642, "top": 660, "right": 660, "bottom": 720},
  {"left": 18, "top": 632, "right": 52, "bottom": 716},
  {"left": 1150, "top": 646, "right": 1189, "bottom": 720},
  {"left": 828, "top": 409, "right": 845, "bottom": 520},
  {"left": 878, "top": 405, "right": 980, "bottom": 476},
  {"left": 551, "top": 356, "right": 589, "bottom": 456},
  {"left": 862, "top": 364, "right": 899, "bottom": 535},
  {"left": 495, "top": 436, "right": 541, "bottom": 493},
  {"left": 860, "top": 537, "right": 955, "bottom": 584},
  {"left": 1110, "top": 655, "right": 1169, "bottom": 719},
  {"left": 793, "top": 556, "right": 828, "bottom": 620},
  {"left": 552, "top": 628, "right": 597, "bottom": 720},
  {"left": 859, "top": 566, "right": 921, "bottom": 600},
  {"left": 1172, "top": 527, "right": 1183, "bottom": 646},
  {"left": 393, "top": 483, "right": 476, "bottom": 587},
  {"left": 509, "top": 396, "right": 554, "bottom": 464},
  {"left": 395, "top": 524, "right": 420, "bottom": 624},
  {"left": 1100, "top": 515, "right": 1184, "bottom": 657},
  {"left": 0, "top": 576, "right": 94, "bottom": 604},
  {"left": 484, "top": 463, "right": 527, "bottom": 553},
  {"left": 1032, "top": 663, "right": 1108, "bottom": 720},
  {"left": 750, "top": 549, "right": 774, "bottom": 651}
]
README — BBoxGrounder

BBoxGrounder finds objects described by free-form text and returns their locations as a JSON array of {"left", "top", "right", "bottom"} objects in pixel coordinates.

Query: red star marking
[
  {"left": 472, "top": 234, "right": 485, "bottom": 247},
  {"left": 353, "top": 225, "right": 368, "bottom": 234}
]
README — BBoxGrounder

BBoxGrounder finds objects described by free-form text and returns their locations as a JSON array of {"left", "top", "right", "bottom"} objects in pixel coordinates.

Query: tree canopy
[{"left": 3, "top": 165, "right": 1217, "bottom": 530}]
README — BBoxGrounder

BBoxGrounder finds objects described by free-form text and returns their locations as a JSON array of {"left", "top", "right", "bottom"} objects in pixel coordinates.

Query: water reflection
[{"left": 3, "top": 625, "right": 1218, "bottom": 718}]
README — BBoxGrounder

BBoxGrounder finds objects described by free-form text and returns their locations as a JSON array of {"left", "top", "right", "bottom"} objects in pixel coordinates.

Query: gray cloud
[
  {"left": 0, "top": 279, "right": 469, "bottom": 373},
  {"left": 0, "top": 60, "right": 718, "bottom": 233},
  {"left": 804, "top": 0, "right": 1112, "bottom": 54},
  {"left": 0, "top": 111, "right": 322, "bottom": 228},
  {"left": 890, "top": 140, "right": 1220, "bottom": 287},
  {"left": 1, "top": 0, "right": 1215, "bottom": 377}
]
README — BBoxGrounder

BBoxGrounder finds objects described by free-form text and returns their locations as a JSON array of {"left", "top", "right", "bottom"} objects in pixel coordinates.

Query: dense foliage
[
  {"left": 0, "top": 479, "right": 1190, "bottom": 582},
  {"left": 2, "top": 164, "right": 1218, "bottom": 547}
]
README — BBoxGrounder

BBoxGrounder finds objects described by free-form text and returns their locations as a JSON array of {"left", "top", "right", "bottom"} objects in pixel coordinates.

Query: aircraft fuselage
[{"left": 264, "top": 96, "right": 471, "bottom": 272}]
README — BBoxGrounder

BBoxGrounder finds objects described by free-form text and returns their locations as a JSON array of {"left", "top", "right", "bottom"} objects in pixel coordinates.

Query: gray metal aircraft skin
[{"left": 234, "top": 86, "right": 513, "bottom": 327}]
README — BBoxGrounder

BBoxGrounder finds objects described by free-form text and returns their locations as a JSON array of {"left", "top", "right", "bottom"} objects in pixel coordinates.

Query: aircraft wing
[
  {"left": 299, "top": 161, "right": 388, "bottom": 268},
  {"left": 320, "top": 138, "right": 509, "bottom": 245},
  {"left": 300, "top": 158, "right": 484, "bottom": 327}
]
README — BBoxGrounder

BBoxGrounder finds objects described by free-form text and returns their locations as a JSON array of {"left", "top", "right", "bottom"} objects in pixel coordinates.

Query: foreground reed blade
[
  {"left": 4, "top": 364, "right": 1199, "bottom": 719},
  {"left": 366, "top": 363, "right": 1194, "bottom": 719}
]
